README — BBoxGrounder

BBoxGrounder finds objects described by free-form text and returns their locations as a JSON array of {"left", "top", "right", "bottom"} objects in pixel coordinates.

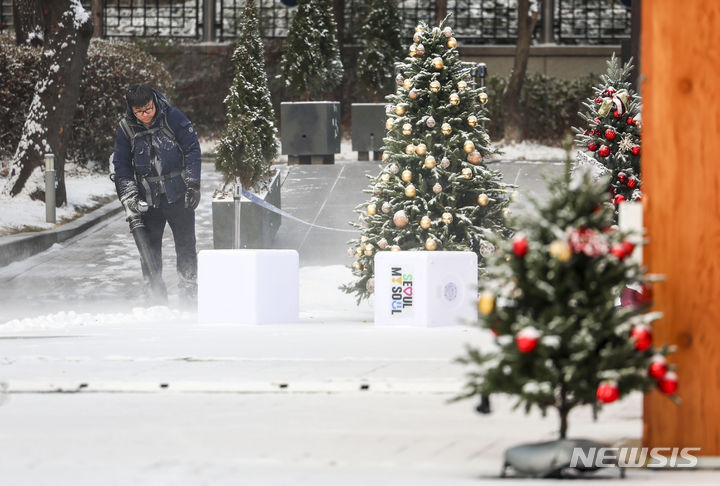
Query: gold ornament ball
[
  {"left": 429, "top": 80, "right": 441, "bottom": 93},
  {"left": 478, "top": 92, "right": 489, "bottom": 104},
  {"left": 426, "top": 116, "right": 436, "bottom": 128},
  {"left": 355, "top": 248, "right": 362, "bottom": 258},
  {"left": 449, "top": 93, "right": 460, "bottom": 105},
  {"left": 441, "top": 212, "right": 453, "bottom": 224},
  {"left": 464, "top": 140, "right": 475, "bottom": 153},
  {"left": 381, "top": 152, "right": 389, "bottom": 161},
  {"left": 440, "top": 157, "right": 450, "bottom": 169},
  {"left": 380, "top": 173, "right": 390, "bottom": 183},
  {"left": 415, "top": 143, "right": 427, "bottom": 156},
  {"left": 373, "top": 184, "right": 382, "bottom": 195},
  {"left": 433, "top": 183, "right": 442, "bottom": 194},
  {"left": 420, "top": 216, "right": 432, "bottom": 229},
  {"left": 510, "top": 191, "right": 520, "bottom": 202},
  {"left": 409, "top": 44, "right": 417, "bottom": 57},
  {"left": 503, "top": 207, "right": 512, "bottom": 218},
  {"left": 389, "top": 163, "right": 399, "bottom": 174},
  {"left": 404, "top": 184, "right": 417, "bottom": 198},
  {"left": 402, "top": 78, "right": 412, "bottom": 91},
  {"left": 385, "top": 118, "right": 394, "bottom": 130},
  {"left": 404, "top": 144, "right": 415, "bottom": 155},
  {"left": 393, "top": 210, "right": 409, "bottom": 227},
  {"left": 367, "top": 203, "right": 377, "bottom": 216},
  {"left": 461, "top": 168, "right": 472, "bottom": 179},
  {"left": 402, "top": 123, "right": 412, "bottom": 135},
  {"left": 549, "top": 240, "right": 572, "bottom": 262},
  {"left": 447, "top": 37, "right": 458, "bottom": 49},
  {"left": 477, "top": 292, "right": 495, "bottom": 316},
  {"left": 467, "top": 150, "right": 483, "bottom": 165},
  {"left": 432, "top": 57, "right": 444, "bottom": 70},
  {"left": 425, "top": 238, "right": 438, "bottom": 251},
  {"left": 468, "top": 115, "right": 478, "bottom": 127},
  {"left": 443, "top": 26, "right": 453, "bottom": 37},
  {"left": 378, "top": 238, "right": 388, "bottom": 249},
  {"left": 347, "top": 247, "right": 355, "bottom": 258},
  {"left": 457, "top": 80, "right": 468, "bottom": 91},
  {"left": 415, "top": 25, "right": 425, "bottom": 33},
  {"left": 353, "top": 261, "right": 364, "bottom": 271},
  {"left": 477, "top": 193, "right": 489, "bottom": 206},
  {"left": 416, "top": 44, "right": 425, "bottom": 56},
  {"left": 391, "top": 245, "right": 401, "bottom": 252},
  {"left": 381, "top": 202, "right": 391, "bottom": 213},
  {"left": 424, "top": 155, "right": 437, "bottom": 169},
  {"left": 409, "top": 89, "right": 419, "bottom": 99},
  {"left": 394, "top": 104, "right": 406, "bottom": 116},
  {"left": 441, "top": 123, "right": 452, "bottom": 135},
  {"left": 364, "top": 247, "right": 374, "bottom": 257},
  {"left": 413, "top": 32, "right": 421, "bottom": 43},
  {"left": 401, "top": 169, "right": 413, "bottom": 182},
  {"left": 395, "top": 73, "right": 404, "bottom": 85}
]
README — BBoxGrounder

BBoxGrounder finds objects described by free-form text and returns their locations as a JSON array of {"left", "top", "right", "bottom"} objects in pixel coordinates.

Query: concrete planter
[
  {"left": 280, "top": 101, "right": 341, "bottom": 165},
  {"left": 211, "top": 169, "right": 283, "bottom": 249},
  {"left": 351, "top": 103, "right": 387, "bottom": 161}
]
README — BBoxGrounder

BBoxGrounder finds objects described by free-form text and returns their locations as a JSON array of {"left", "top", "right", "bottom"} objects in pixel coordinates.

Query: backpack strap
[{"left": 120, "top": 113, "right": 186, "bottom": 170}]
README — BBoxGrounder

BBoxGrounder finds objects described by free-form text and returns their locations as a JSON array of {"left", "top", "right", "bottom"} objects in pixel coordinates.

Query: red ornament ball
[
  {"left": 596, "top": 381, "right": 620, "bottom": 404},
  {"left": 594, "top": 117, "right": 601, "bottom": 123},
  {"left": 605, "top": 129, "right": 617, "bottom": 141},
  {"left": 617, "top": 172, "right": 627, "bottom": 184},
  {"left": 594, "top": 97, "right": 602, "bottom": 104},
  {"left": 631, "top": 324, "right": 653, "bottom": 351},
  {"left": 516, "top": 327, "right": 539, "bottom": 353},
  {"left": 627, "top": 176, "right": 638, "bottom": 188},
  {"left": 613, "top": 110, "right": 622, "bottom": 118},
  {"left": 588, "top": 142, "right": 599, "bottom": 152},
  {"left": 598, "top": 145, "right": 611, "bottom": 157},
  {"left": 649, "top": 355, "right": 668, "bottom": 380},
  {"left": 659, "top": 371, "right": 678, "bottom": 394},
  {"left": 621, "top": 240, "right": 636, "bottom": 256},
  {"left": 614, "top": 194, "right": 626, "bottom": 205},
  {"left": 627, "top": 117, "right": 634, "bottom": 125},
  {"left": 631, "top": 145, "right": 641, "bottom": 156},
  {"left": 611, "top": 243, "right": 627, "bottom": 259},
  {"left": 512, "top": 236, "right": 529, "bottom": 258}
]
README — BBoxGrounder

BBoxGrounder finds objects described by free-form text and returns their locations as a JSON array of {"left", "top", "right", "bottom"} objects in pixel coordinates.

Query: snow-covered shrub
[
  {"left": 0, "top": 36, "right": 44, "bottom": 159},
  {"left": 484, "top": 72, "right": 598, "bottom": 143},
  {"left": 0, "top": 36, "right": 172, "bottom": 168}
]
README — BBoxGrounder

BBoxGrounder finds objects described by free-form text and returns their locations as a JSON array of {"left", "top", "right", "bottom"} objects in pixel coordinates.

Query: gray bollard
[
  {"left": 44, "top": 153, "right": 56, "bottom": 223},
  {"left": 233, "top": 177, "right": 242, "bottom": 249}
]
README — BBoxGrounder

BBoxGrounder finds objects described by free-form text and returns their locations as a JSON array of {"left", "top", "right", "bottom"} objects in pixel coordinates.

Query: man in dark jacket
[{"left": 113, "top": 84, "right": 202, "bottom": 304}]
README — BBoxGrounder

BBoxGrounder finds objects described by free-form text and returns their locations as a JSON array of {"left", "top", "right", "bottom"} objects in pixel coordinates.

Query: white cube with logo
[
  {"left": 373, "top": 251, "right": 478, "bottom": 327},
  {"left": 198, "top": 249, "right": 299, "bottom": 325}
]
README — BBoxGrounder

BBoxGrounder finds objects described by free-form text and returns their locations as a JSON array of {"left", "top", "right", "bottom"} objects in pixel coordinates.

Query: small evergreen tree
[
  {"left": 342, "top": 19, "right": 511, "bottom": 303},
  {"left": 215, "top": 0, "right": 278, "bottom": 189},
  {"left": 574, "top": 54, "right": 642, "bottom": 213},
  {"left": 458, "top": 162, "right": 677, "bottom": 440},
  {"left": 279, "top": 0, "right": 343, "bottom": 100},
  {"left": 356, "top": 0, "right": 403, "bottom": 101}
]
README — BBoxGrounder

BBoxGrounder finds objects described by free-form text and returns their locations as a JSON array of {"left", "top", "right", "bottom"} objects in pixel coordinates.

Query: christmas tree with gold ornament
[
  {"left": 341, "top": 18, "right": 512, "bottom": 303},
  {"left": 457, "top": 160, "right": 677, "bottom": 440},
  {"left": 574, "top": 54, "right": 642, "bottom": 215}
]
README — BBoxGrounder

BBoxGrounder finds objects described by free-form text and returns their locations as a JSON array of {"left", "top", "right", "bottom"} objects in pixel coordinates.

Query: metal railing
[{"left": 0, "top": 0, "right": 631, "bottom": 45}]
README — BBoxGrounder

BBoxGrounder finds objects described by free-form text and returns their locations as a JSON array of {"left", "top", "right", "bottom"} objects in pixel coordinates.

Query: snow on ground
[
  {"left": 0, "top": 162, "right": 116, "bottom": 235},
  {"left": 0, "top": 141, "right": 567, "bottom": 236}
]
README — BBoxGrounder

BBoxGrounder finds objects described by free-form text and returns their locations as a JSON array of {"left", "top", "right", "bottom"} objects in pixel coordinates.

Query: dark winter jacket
[{"left": 113, "top": 90, "right": 201, "bottom": 206}]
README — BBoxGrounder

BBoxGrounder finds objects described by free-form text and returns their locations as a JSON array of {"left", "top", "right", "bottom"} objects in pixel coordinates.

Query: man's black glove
[{"left": 184, "top": 179, "right": 201, "bottom": 210}]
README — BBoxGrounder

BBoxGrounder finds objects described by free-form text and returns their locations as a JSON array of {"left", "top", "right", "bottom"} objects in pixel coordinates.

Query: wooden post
[
  {"left": 435, "top": 0, "right": 447, "bottom": 24},
  {"left": 642, "top": 0, "right": 720, "bottom": 457}
]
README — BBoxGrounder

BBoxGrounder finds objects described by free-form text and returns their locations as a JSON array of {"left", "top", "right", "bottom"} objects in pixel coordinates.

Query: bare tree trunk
[
  {"left": 91, "top": 0, "right": 103, "bottom": 38},
  {"left": 501, "top": 0, "right": 539, "bottom": 142},
  {"left": 3, "top": 0, "right": 93, "bottom": 204},
  {"left": 12, "top": 0, "right": 44, "bottom": 46}
]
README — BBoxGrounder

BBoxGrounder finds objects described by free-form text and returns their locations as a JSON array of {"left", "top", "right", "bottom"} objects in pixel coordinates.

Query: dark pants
[{"left": 140, "top": 196, "right": 197, "bottom": 301}]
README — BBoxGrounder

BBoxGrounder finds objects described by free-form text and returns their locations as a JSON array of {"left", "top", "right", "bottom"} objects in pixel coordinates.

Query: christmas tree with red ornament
[
  {"left": 574, "top": 54, "right": 642, "bottom": 214},
  {"left": 458, "top": 162, "right": 677, "bottom": 439}
]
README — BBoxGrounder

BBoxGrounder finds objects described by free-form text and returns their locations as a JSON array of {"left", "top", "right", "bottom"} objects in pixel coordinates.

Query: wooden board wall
[{"left": 642, "top": 1, "right": 720, "bottom": 455}]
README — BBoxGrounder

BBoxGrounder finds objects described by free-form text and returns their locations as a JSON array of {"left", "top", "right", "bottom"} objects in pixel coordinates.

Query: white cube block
[
  {"left": 374, "top": 251, "right": 478, "bottom": 327},
  {"left": 198, "top": 249, "right": 299, "bottom": 324}
]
